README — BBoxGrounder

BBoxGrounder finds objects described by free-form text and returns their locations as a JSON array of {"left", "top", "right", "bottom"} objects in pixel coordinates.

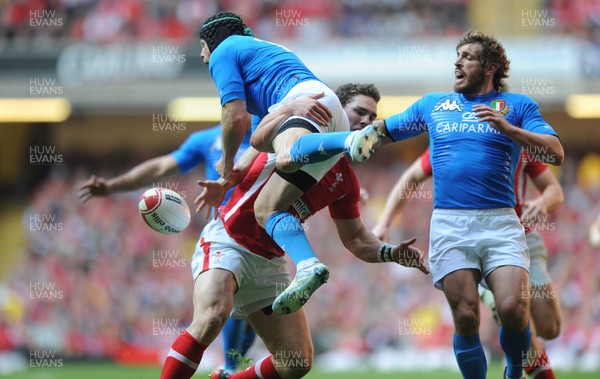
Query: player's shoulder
[
  {"left": 421, "top": 92, "right": 454, "bottom": 106},
  {"left": 500, "top": 91, "right": 539, "bottom": 106}
]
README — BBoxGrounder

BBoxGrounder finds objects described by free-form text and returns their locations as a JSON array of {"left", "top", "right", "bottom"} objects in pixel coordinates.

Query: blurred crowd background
[
  {"left": 2, "top": 0, "right": 600, "bottom": 47},
  {"left": 1, "top": 0, "right": 600, "bottom": 375}
]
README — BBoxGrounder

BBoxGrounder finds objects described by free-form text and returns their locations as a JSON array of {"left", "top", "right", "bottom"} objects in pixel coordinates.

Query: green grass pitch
[{"left": 1, "top": 362, "right": 598, "bottom": 379}]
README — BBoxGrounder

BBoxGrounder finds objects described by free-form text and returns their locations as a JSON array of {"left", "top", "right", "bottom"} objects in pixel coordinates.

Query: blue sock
[
  {"left": 453, "top": 334, "right": 487, "bottom": 379},
  {"left": 500, "top": 323, "right": 532, "bottom": 379},
  {"left": 222, "top": 317, "right": 256, "bottom": 371},
  {"left": 265, "top": 211, "right": 317, "bottom": 265},
  {"left": 289, "top": 132, "right": 352, "bottom": 165}
]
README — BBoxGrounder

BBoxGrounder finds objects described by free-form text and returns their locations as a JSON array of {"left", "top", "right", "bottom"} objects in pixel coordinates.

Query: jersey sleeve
[
  {"left": 519, "top": 96, "right": 558, "bottom": 137},
  {"left": 384, "top": 96, "right": 430, "bottom": 142},
  {"left": 328, "top": 163, "right": 361, "bottom": 220},
  {"left": 420, "top": 147, "right": 432, "bottom": 176},
  {"left": 170, "top": 132, "right": 208, "bottom": 174},
  {"left": 523, "top": 152, "right": 549, "bottom": 179},
  {"left": 209, "top": 41, "right": 247, "bottom": 106}
]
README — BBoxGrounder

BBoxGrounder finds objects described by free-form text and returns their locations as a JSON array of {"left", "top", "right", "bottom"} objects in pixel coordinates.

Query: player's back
[{"left": 209, "top": 35, "right": 320, "bottom": 117}]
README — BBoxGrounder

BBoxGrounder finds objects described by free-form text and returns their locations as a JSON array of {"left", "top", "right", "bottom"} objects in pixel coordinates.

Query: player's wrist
[{"left": 376, "top": 243, "right": 394, "bottom": 263}]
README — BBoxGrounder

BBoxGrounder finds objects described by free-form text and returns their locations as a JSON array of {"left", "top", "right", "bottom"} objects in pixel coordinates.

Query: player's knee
[
  {"left": 275, "top": 153, "right": 302, "bottom": 173},
  {"left": 536, "top": 317, "right": 561, "bottom": 340},
  {"left": 254, "top": 203, "right": 270, "bottom": 229},
  {"left": 197, "top": 304, "right": 230, "bottom": 333},
  {"left": 453, "top": 303, "right": 480, "bottom": 335},
  {"left": 496, "top": 295, "right": 528, "bottom": 330}
]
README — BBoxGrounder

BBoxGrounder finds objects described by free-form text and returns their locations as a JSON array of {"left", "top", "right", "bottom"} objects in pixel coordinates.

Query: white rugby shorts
[
  {"left": 191, "top": 218, "right": 290, "bottom": 319},
  {"left": 526, "top": 231, "right": 551, "bottom": 286},
  {"left": 428, "top": 208, "right": 529, "bottom": 290},
  {"left": 269, "top": 80, "right": 350, "bottom": 181}
]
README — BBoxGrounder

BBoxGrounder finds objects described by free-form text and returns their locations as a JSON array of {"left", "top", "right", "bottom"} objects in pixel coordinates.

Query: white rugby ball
[{"left": 139, "top": 188, "right": 191, "bottom": 234}]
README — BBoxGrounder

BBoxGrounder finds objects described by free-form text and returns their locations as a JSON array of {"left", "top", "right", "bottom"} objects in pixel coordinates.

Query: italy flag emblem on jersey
[{"left": 491, "top": 100, "right": 505, "bottom": 111}]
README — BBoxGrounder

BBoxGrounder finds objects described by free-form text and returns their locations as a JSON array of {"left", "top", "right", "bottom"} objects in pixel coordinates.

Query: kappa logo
[{"left": 434, "top": 99, "right": 462, "bottom": 112}]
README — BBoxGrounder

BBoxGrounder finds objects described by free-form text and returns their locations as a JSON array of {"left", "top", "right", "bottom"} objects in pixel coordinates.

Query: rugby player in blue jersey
[
  {"left": 198, "top": 11, "right": 357, "bottom": 316},
  {"left": 78, "top": 124, "right": 258, "bottom": 373},
  {"left": 285, "top": 30, "right": 564, "bottom": 379}
]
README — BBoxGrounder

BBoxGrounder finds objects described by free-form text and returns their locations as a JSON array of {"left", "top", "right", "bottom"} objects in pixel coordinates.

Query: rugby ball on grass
[{"left": 139, "top": 188, "right": 190, "bottom": 234}]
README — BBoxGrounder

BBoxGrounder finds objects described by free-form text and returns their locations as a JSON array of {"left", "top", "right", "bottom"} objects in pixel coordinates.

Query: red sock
[
  {"left": 229, "top": 356, "right": 282, "bottom": 379},
  {"left": 160, "top": 330, "right": 207, "bottom": 379},
  {"left": 524, "top": 349, "right": 555, "bottom": 379}
]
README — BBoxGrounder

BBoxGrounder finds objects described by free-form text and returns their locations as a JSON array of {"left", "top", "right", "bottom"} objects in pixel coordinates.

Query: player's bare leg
[
  {"left": 529, "top": 283, "right": 561, "bottom": 340},
  {"left": 272, "top": 127, "right": 313, "bottom": 172},
  {"left": 486, "top": 266, "right": 531, "bottom": 379},
  {"left": 210, "top": 307, "right": 313, "bottom": 379},
  {"left": 254, "top": 126, "right": 332, "bottom": 315},
  {"left": 160, "top": 269, "right": 236, "bottom": 379},
  {"left": 254, "top": 172, "right": 329, "bottom": 315},
  {"left": 441, "top": 268, "right": 488, "bottom": 379},
  {"left": 521, "top": 283, "right": 561, "bottom": 378}
]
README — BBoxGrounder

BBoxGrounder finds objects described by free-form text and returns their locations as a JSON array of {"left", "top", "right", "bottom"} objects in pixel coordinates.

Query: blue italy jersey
[
  {"left": 171, "top": 125, "right": 252, "bottom": 201},
  {"left": 385, "top": 90, "right": 558, "bottom": 209},
  {"left": 208, "top": 35, "right": 320, "bottom": 118}
]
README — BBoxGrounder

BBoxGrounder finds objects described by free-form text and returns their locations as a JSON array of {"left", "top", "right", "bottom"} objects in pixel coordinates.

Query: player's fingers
[
  {"left": 403, "top": 237, "right": 417, "bottom": 246},
  {"left": 315, "top": 101, "right": 333, "bottom": 119},
  {"left": 309, "top": 92, "right": 325, "bottom": 100}
]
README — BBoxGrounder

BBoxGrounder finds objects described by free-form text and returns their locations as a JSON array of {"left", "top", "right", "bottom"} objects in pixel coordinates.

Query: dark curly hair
[
  {"left": 457, "top": 30, "right": 510, "bottom": 92},
  {"left": 199, "top": 12, "right": 254, "bottom": 52},
  {"left": 335, "top": 83, "right": 381, "bottom": 107}
]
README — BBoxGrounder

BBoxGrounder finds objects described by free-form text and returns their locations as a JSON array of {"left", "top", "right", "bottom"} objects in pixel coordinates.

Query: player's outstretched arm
[
  {"left": 333, "top": 217, "right": 429, "bottom": 274},
  {"left": 250, "top": 93, "right": 333, "bottom": 153},
  {"left": 372, "top": 157, "right": 429, "bottom": 241},
  {"left": 521, "top": 168, "right": 564, "bottom": 227},
  {"left": 218, "top": 99, "right": 250, "bottom": 179},
  {"left": 78, "top": 155, "right": 180, "bottom": 202}
]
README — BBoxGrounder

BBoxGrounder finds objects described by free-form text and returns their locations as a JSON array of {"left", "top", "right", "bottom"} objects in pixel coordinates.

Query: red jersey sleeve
[
  {"left": 328, "top": 160, "right": 361, "bottom": 220},
  {"left": 420, "top": 147, "right": 432, "bottom": 176},
  {"left": 523, "top": 152, "right": 549, "bottom": 179}
]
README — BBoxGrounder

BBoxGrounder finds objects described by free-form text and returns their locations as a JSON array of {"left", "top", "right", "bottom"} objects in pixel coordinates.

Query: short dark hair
[
  {"left": 457, "top": 30, "right": 510, "bottom": 91},
  {"left": 335, "top": 83, "right": 381, "bottom": 107},
  {"left": 199, "top": 12, "right": 254, "bottom": 52}
]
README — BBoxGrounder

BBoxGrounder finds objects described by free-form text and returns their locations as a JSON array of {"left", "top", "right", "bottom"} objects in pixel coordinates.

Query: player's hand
[
  {"left": 393, "top": 237, "right": 429, "bottom": 274},
  {"left": 521, "top": 197, "right": 548, "bottom": 229},
  {"left": 371, "top": 222, "right": 390, "bottom": 242},
  {"left": 195, "top": 180, "right": 226, "bottom": 220},
  {"left": 216, "top": 157, "right": 235, "bottom": 180},
  {"left": 473, "top": 104, "right": 515, "bottom": 135},
  {"left": 78, "top": 175, "right": 109, "bottom": 203},
  {"left": 289, "top": 93, "right": 333, "bottom": 127}
]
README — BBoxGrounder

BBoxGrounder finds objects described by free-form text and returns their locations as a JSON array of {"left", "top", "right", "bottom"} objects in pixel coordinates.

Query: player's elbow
[{"left": 549, "top": 139, "right": 564, "bottom": 166}]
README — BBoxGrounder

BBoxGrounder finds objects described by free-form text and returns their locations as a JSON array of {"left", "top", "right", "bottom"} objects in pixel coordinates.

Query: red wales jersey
[{"left": 219, "top": 153, "right": 361, "bottom": 259}]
